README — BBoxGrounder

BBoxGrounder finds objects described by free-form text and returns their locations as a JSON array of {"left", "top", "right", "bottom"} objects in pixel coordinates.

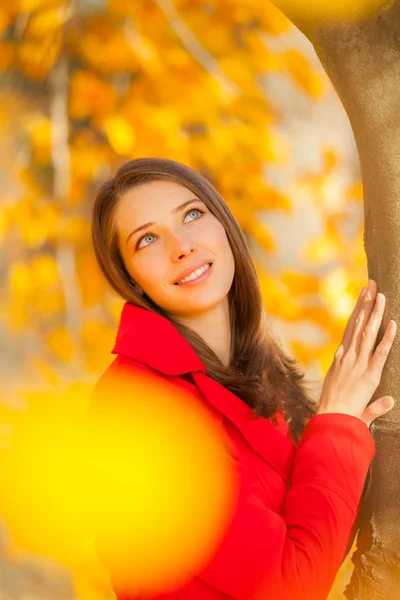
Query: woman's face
[{"left": 114, "top": 180, "right": 235, "bottom": 318}]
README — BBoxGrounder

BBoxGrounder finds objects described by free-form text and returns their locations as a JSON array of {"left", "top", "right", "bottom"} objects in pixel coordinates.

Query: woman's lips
[{"left": 174, "top": 263, "right": 213, "bottom": 287}]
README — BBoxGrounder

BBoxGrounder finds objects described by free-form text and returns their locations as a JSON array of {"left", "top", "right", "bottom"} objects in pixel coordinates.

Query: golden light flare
[
  {"left": 271, "top": 0, "right": 393, "bottom": 22},
  {"left": 0, "top": 371, "right": 237, "bottom": 597}
]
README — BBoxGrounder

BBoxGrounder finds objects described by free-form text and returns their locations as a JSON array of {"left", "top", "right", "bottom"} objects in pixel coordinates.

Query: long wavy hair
[{"left": 91, "top": 157, "right": 318, "bottom": 444}]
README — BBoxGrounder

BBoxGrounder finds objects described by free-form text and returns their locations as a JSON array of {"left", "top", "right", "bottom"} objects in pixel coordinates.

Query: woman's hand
[{"left": 318, "top": 279, "right": 397, "bottom": 428}]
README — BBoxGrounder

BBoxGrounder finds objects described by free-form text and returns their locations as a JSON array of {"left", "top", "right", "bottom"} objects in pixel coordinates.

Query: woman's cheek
[
  {"left": 142, "top": 257, "right": 169, "bottom": 292},
  {"left": 214, "top": 224, "right": 231, "bottom": 254}
]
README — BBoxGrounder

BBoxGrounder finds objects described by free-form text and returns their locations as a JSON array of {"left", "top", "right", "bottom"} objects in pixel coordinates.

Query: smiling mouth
[{"left": 173, "top": 262, "right": 213, "bottom": 285}]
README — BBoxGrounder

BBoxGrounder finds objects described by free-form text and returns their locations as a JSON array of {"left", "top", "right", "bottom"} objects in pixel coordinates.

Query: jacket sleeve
[
  {"left": 89, "top": 364, "right": 375, "bottom": 600},
  {"left": 196, "top": 413, "right": 375, "bottom": 600}
]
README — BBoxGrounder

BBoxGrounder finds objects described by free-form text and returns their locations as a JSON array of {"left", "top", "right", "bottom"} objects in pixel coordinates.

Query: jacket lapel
[
  {"left": 112, "top": 303, "right": 297, "bottom": 485},
  {"left": 191, "top": 371, "right": 296, "bottom": 485}
]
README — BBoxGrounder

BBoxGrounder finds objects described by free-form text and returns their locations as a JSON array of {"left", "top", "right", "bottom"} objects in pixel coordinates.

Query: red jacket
[{"left": 90, "top": 302, "right": 375, "bottom": 600}]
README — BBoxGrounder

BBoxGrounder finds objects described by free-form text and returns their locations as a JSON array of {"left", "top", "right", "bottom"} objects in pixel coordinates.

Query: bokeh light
[{"left": 0, "top": 371, "right": 237, "bottom": 597}]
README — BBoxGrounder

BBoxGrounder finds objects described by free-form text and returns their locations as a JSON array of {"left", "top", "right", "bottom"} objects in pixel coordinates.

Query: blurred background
[{"left": 0, "top": 0, "right": 367, "bottom": 598}]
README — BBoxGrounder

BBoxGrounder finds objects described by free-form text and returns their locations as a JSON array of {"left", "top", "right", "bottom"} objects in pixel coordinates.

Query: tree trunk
[
  {"left": 270, "top": 0, "right": 400, "bottom": 597},
  {"left": 50, "top": 52, "right": 86, "bottom": 375}
]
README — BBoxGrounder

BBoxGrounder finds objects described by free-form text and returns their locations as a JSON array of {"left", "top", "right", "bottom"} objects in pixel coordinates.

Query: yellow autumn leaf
[
  {"left": 9, "top": 262, "right": 30, "bottom": 297},
  {"left": 269, "top": 189, "right": 292, "bottom": 212},
  {"left": 301, "top": 236, "right": 339, "bottom": 264},
  {"left": 27, "top": 115, "right": 52, "bottom": 164},
  {"left": 347, "top": 181, "right": 363, "bottom": 201},
  {"left": 60, "top": 216, "right": 90, "bottom": 244},
  {"left": 130, "top": 31, "right": 159, "bottom": 64},
  {"left": 316, "top": 341, "right": 345, "bottom": 376},
  {"left": 258, "top": 0, "right": 292, "bottom": 34},
  {"left": 249, "top": 185, "right": 292, "bottom": 212},
  {"left": 227, "top": 199, "right": 255, "bottom": 230},
  {"left": 283, "top": 49, "right": 325, "bottom": 98},
  {"left": 42, "top": 203, "right": 62, "bottom": 239},
  {"left": 17, "top": 35, "right": 61, "bottom": 80},
  {"left": 0, "top": 41, "right": 13, "bottom": 71},
  {"left": 18, "top": 0, "right": 61, "bottom": 11},
  {"left": 18, "top": 167, "right": 43, "bottom": 197},
  {"left": 290, "top": 340, "right": 322, "bottom": 367},
  {"left": 202, "top": 20, "right": 236, "bottom": 56},
  {"left": 0, "top": 9, "right": 12, "bottom": 37},
  {"left": 75, "top": 26, "right": 138, "bottom": 74},
  {"left": 248, "top": 219, "right": 276, "bottom": 253},
  {"left": 32, "top": 286, "right": 65, "bottom": 314},
  {"left": 281, "top": 271, "right": 320, "bottom": 295},
  {"left": 69, "top": 71, "right": 117, "bottom": 120},
  {"left": 257, "top": 268, "right": 303, "bottom": 320},
  {"left": 141, "top": 106, "right": 182, "bottom": 134},
  {"left": 104, "top": 115, "right": 136, "bottom": 155},
  {"left": 352, "top": 236, "right": 368, "bottom": 269},
  {"left": 313, "top": 176, "right": 344, "bottom": 212},
  {"left": 18, "top": 216, "right": 49, "bottom": 247},
  {"left": 46, "top": 326, "right": 74, "bottom": 363},
  {"left": 323, "top": 147, "right": 339, "bottom": 171},
  {"left": 9, "top": 301, "right": 30, "bottom": 331},
  {"left": 300, "top": 305, "right": 339, "bottom": 332},
  {"left": 226, "top": 91, "right": 274, "bottom": 126},
  {"left": 0, "top": 205, "right": 11, "bottom": 241},
  {"left": 30, "top": 255, "right": 59, "bottom": 289},
  {"left": 257, "top": 51, "right": 285, "bottom": 72},
  {"left": 262, "top": 129, "right": 289, "bottom": 164},
  {"left": 80, "top": 320, "right": 115, "bottom": 349},
  {"left": 106, "top": 294, "right": 126, "bottom": 325},
  {"left": 81, "top": 320, "right": 117, "bottom": 372},
  {"left": 76, "top": 251, "right": 106, "bottom": 307},
  {"left": 219, "top": 56, "right": 259, "bottom": 91},
  {"left": 25, "top": 5, "right": 65, "bottom": 38},
  {"left": 70, "top": 136, "right": 111, "bottom": 180},
  {"left": 165, "top": 47, "right": 192, "bottom": 69},
  {"left": 321, "top": 267, "right": 366, "bottom": 322},
  {"left": 28, "top": 357, "right": 61, "bottom": 387}
]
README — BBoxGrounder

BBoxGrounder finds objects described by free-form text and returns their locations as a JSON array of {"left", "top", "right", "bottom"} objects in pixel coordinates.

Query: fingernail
[{"left": 383, "top": 397, "right": 394, "bottom": 409}]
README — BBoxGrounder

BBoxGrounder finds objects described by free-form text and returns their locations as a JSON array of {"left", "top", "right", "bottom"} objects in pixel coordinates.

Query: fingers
[
  {"left": 349, "top": 280, "right": 378, "bottom": 355},
  {"left": 340, "top": 284, "right": 369, "bottom": 350},
  {"left": 336, "top": 279, "right": 396, "bottom": 376},
  {"left": 367, "top": 319, "right": 397, "bottom": 379},
  {"left": 358, "top": 291, "right": 386, "bottom": 364},
  {"left": 360, "top": 396, "right": 395, "bottom": 428}
]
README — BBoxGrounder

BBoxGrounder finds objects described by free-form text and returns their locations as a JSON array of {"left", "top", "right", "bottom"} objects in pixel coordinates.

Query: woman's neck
[{"left": 172, "top": 297, "right": 231, "bottom": 367}]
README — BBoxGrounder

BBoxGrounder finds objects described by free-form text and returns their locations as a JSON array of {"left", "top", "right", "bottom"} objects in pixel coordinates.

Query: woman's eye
[
  {"left": 184, "top": 208, "right": 204, "bottom": 222},
  {"left": 136, "top": 207, "right": 205, "bottom": 250},
  {"left": 136, "top": 233, "right": 156, "bottom": 250}
]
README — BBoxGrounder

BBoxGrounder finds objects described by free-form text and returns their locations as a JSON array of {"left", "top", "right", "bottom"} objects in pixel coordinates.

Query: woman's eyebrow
[{"left": 125, "top": 198, "right": 201, "bottom": 246}]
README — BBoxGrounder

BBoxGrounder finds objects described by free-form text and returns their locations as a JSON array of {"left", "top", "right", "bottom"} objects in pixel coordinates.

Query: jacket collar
[
  {"left": 111, "top": 302, "right": 296, "bottom": 483},
  {"left": 111, "top": 302, "right": 206, "bottom": 376}
]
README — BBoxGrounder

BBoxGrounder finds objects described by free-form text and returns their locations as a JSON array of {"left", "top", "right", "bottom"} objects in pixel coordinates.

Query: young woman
[{"left": 90, "top": 157, "right": 396, "bottom": 600}]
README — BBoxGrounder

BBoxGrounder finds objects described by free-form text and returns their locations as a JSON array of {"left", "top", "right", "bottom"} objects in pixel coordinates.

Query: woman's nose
[{"left": 170, "top": 231, "right": 196, "bottom": 259}]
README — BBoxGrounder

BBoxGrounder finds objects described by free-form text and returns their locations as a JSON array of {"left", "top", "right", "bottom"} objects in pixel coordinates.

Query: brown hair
[{"left": 91, "top": 157, "right": 318, "bottom": 444}]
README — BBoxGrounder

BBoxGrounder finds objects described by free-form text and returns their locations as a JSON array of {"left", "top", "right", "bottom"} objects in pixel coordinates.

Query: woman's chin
[{"left": 168, "top": 293, "right": 228, "bottom": 316}]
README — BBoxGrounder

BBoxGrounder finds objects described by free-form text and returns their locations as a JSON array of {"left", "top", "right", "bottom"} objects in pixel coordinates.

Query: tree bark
[{"left": 270, "top": 1, "right": 400, "bottom": 597}]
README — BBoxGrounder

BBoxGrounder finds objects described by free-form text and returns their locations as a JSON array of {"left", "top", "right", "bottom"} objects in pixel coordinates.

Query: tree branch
[
  {"left": 50, "top": 52, "right": 85, "bottom": 374},
  {"left": 153, "top": 0, "right": 240, "bottom": 99}
]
